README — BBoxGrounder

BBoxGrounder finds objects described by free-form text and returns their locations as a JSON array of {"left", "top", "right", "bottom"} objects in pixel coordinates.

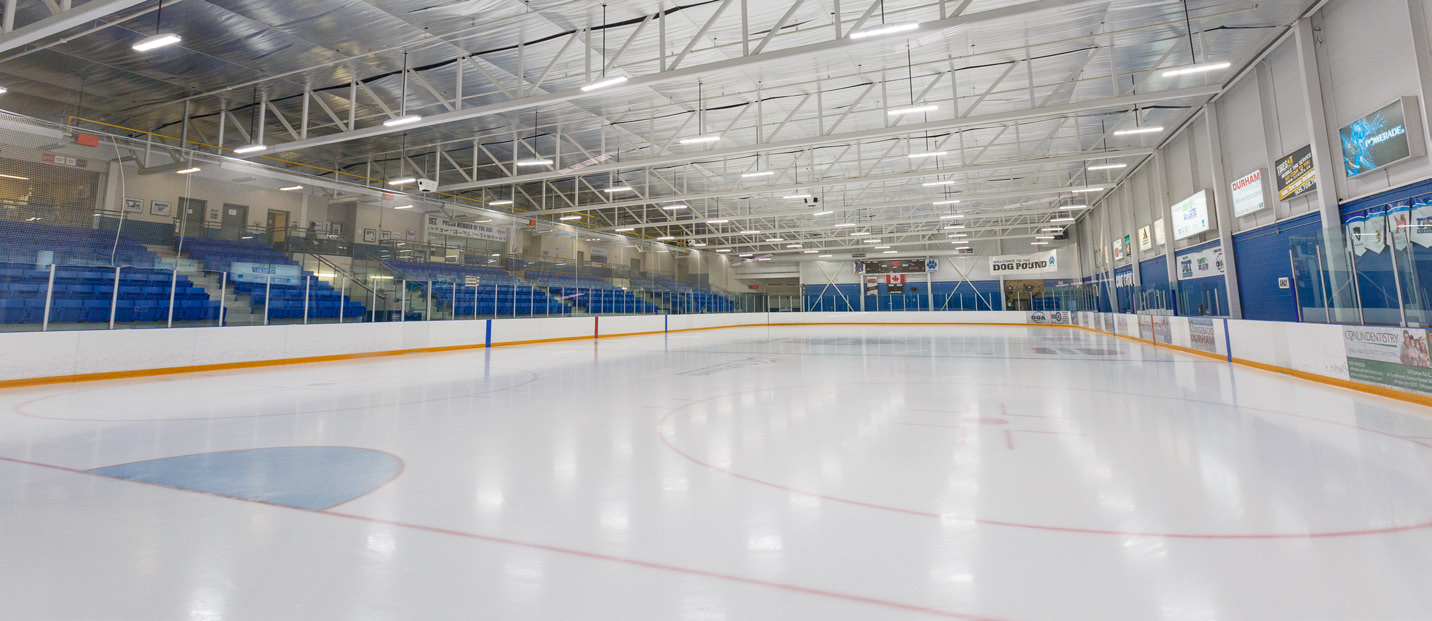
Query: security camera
[
  {"left": 804, "top": 196, "right": 820, "bottom": 206},
  {"left": 417, "top": 178, "right": 437, "bottom": 193}
]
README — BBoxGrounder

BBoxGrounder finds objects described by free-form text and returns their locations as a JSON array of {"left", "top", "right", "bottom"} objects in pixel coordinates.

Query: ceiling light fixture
[
  {"left": 234, "top": 144, "right": 267, "bottom": 154},
  {"left": 803, "top": 250, "right": 818, "bottom": 254},
  {"left": 1070, "top": 187, "right": 1105, "bottom": 193},
  {"left": 176, "top": 167, "right": 200, "bottom": 175},
  {"left": 742, "top": 171, "right": 775, "bottom": 178},
  {"left": 834, "top": 222, "right": 857, "bottom": 228},
  {"left": 581, "top": 75, "right": 628, "bottom": 92},
  {"left": 490, "top": 199, "right": 514, "bottom": 205},
  {"left": 766, "top": 237, "right": 785, "bottom": 242},
  {"left": 707, "top": 219, "right": 730, "bottom": 224},
  {"left": 1059, "top": 204, "right": 1089, "bottom": 210},
  {"left": 394, "top": 204, "right": 413, "bottom": 210},
  {"left": 680, "top": 135, "right": 721, "bottom": 144},
  {"left": 1052, "top": 217, "right": 1076, "bottom": 222},
  {"left": 560, "top": 215, "right": 582, "bottom": 220},
  {"left": 883, "top": 250, "right": 898, "bottom": 254},
  {"left": 661, "top": 204, "right": 689, "bottom": 210},
  {"left": 888, "top": 104, "right": 937, "bottom": 116},
  {"left": 933, "top": 199, "right": 961, "bottom": 205},
  {"left": 516, "top": 159, "right": 554, "bottom": 166},
  {"left": 716, "top": 249, "right": 731, "bottom": 253},
  {"left": 944, "top": 224, "right": 965, "bottom": 229},
  {"left": 615, "top": 227, "right": 635, "bottom": 232},
  {"left": 1087, "top": 163, "right": 1128, "bottom": 170},
  {"left": 383, "top": 114, "right": 422, "bottom": 128},
  {"left": 1114, "top": 126, "right": 1163, "bottom": 136},
  {"left": 657, "top": 235, "right": 676, "bottom": 240},
  {"left": 740, "top": 229, "right": 761, "bottom": 234},
  {"left": 1163, "top": 61, "right": 1231, "bottom": 78},
  {"left": 132, "top": 33, "right": 182, "bottom": 52},
  {"left": 279, "top": 185, "right": 302, "bottom": 191},
  {"left": 849, "top": 22, "right": 920, "bottom": 39},
  {"left": 0, "top": 173, "right": 29, "bottom": 180},
  {"left": 818, "top": 254, "right": 832, "bottom": 257},
  {"left": 812, "top": 210, "right": 833, "bottom": 216},
  {"left": 604, "top": 185, "right": 633, "bottom": 193},
  {"left": 939, "top": 214, "right": 962, "bottom": 219},
  {"left": 783, "top": 193, "right": 813, "bottom": 200},
  {"left": 923, "top": 180, "right": 956, "bottom": 187},
  {"left": 906, "top": 151, "right": 948, "bottom": 158},
  {"left": 1032, "top": 241, "right": 1049, "bottom": 245},
  {"left": 389, "top": 176, "right": 417, "bottom": 185}
]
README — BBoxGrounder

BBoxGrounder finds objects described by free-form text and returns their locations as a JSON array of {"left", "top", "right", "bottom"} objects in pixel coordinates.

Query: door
[
  {"left": 221, "top": 203, "right": 248, "bottom": 242},
  {"left": 266, "top": 209, "right": 289, "bottom": 250},
  {"left": 177, "top": 197, "right": 206, "bottom": 238}
]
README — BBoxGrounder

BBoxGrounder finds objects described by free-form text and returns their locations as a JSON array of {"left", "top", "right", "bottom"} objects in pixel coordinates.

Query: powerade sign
[
  {"left": 989, "top": 250, "right": 1057, "bottom": 275},
  {"left": 1341, "top": 98, "right": 1417, "bottom": 178}
]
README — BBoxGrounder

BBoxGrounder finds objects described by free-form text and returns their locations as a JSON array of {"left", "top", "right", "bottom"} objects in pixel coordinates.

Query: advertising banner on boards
[
  {"left": 1275, "top": 145, "right": 1317, "bottom": 201},
  {"left": 989, "top": 250, "right": 1058, "bottom": 275},
  {"left": 1343, "top": 325, "right": 1432, "bottom": 394},
  {"left": 1188, "top": 318, "right": 1218, "bottom": 353},
  {"left": 1340, "top": 98, "right": 1422, "bottom": 178},
  {"left": 1231, "top": 169, "right": 1267, "bottom": 217}
]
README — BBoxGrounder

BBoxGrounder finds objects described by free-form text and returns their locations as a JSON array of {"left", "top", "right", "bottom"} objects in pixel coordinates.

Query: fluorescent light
[
  {"left": 604, "top": 186, "right": 633, "bottom": 192},
  {"left": 812, "top": 211, "right": 833, "bottom": 216},
  {"left": 888, "top": 105, "right": 938, "bottom": 116},
  {"left": 279, "top": 185, "right": 303, "bottom": 191},
  {"left": 787, "top": 244, "right": 802, "bottom": 248},
  {"left": 818, "top": 254, "right": 832, "bottom": 257},
  {"left": 862, "top": 238, "right": 882, "bottom": 243},
  {"left": 1162, "top": 61, "right": 1231, "bottom": 77},
  {"left": 1059, "top": 204, "right": 1089, "bottom": 210},
  {"left": 559, "top": 215, "right": 582, "bottom": 220},
  {"left": 739, "top": 253, "right": 753, "bottom": 257},
  {"left": 803, "top": 250, "right": 818, "bottom": 254},
  {"left": 1052, "top": 217, "right": 1076, "bottom": 222},
  {"left": 680, "top": 135, "right": 721, "bottom": 144},
  {"left": 849, "top": 22, "right": 920, "bottom": 39},
  {"left": 834, "top": 223, "right": 856, "bottom": 227},
  {"left": 740, "top": 230, "right": 761, "bottom": 234},
  {"left": 783, "top": 194, "right": 812, "bottom": 199},
  {"left": 383, "top": 115, "right": 422, "bottom": 127},
  {"left": 933, "top": 199, "right": 961, "bottom": 205},
  {"left": 883, "top": 250, "right": 898, "bottom": 254},
  {"left": 757, "top": 258, "right": 772, "bottom": 261},
  {"left": 907, "top": 150, "right": 948, "bottom": 158},
  {"left": 923, "top": 180, "right": 956, "bottom": 187},
  {"left": 394, "top": 204, "right": 413, "bottom": 210},
  {"left": 692, "top": 243, "right": 708, "bottom": 247},
  {"left": 581, "top": 75, "right": 628, "bottom": 91},
  {"left": 874, "top": 246, "right": 890, "bottom": 249},
  {"left": 1070, "top": 187, "right": 1105, "bottom": 193},
  {"left": 615, "top": 227, "right": 635, "bottom": 232},
  {"left": 0, "top": 173, "right": 29, "bottom": 180},
  {"left": 389, "top": 177, "right": 417, "bottom": 185},
  {"left": 950, "top": 240, "right": 968, "bottom": 245},
  {"left": 742, "top": 171, "right": 775, "bottom": 178},
  {"left": 490, "top": 199, "right": 514, "bottom": 205},
  {"left": 234, "top": 144, "right": 267, "bottom": 154},
  {"left": 850, "top": 231, "right": 869, "bottom": 236},
  {"left": 661, "top": 204, "right": 689, "bottom": 210},
  {"left": 944, "top": 225, "right": 965, "bottom": 229},
  {"left": 766, "top": 237, "right": 785, "bottom": 242},
  {"left": 1036, "top": 236, "right": 1055, "bottom": 240},
  {"left": 948, "top": 233, "right": 967, "bottom": 238},
  {"left": 0, "top": 87, "right": 7, "bottom": 94},
  {"left": 707, "top": 219, "right": 730, "bottom": 224},
  {"left": 1032, "top": 241, "right": 1049, "bottom": 245},
  {"left": 516, "top": 159, "right": 554, "bottom": 166},
  {"left": 1087, "top": 163, "right": 1127, "bottom": 170},
  {"left": 716, "top": 249, "right": 732, "bottom": 253},
  {"left": 1042, "top": 227, "right": 1064, "bottom": 232},
  {"left": 132, "top": 33, "right": 182, "bottom": 51},
  {"left": 1114, "top": 126, "right": 1164, "bottom": 136},
  {"left": 657, "top": 235, "right": 676, "bottom": 240},
  {"left": 939, "top": 214, "right": 962, "bottom": 219},
  {"left": 176, "top": 167, "right": 200, "bottom": 174}
]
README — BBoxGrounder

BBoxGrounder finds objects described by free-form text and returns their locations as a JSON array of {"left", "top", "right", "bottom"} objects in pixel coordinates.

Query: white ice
[{"left": 1, "top": 325, "right": 1431, "bottom": 620}]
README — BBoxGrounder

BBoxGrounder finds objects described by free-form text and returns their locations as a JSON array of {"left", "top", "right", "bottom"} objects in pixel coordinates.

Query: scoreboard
[{"left": 857, "top": 258, "right": 931, "bottom": 274}]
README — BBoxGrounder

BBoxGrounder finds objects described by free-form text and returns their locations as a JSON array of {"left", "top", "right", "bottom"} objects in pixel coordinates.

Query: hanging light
[
  {"left": 849, "top": 22, "right": 920, "bottom": 39},
  {"left": 1087, "top": 163, "right": 1127, "bottom": 171},
  {"left": 383, "top": 52, "right": 422, "bottom": 127},
  {"left": 581, "top": 76, "right": 628, "bottom": 92},
  {"left": 133, "top": 3, "right": 181, "bottom": 52},
  {"left": 682, "top": 81, "right": 720, "bottom": 144}
]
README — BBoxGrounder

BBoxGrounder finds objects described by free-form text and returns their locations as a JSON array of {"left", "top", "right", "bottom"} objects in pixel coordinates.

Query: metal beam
[{"left": 0, "top": 0, "right": 150, "bottom": 54}]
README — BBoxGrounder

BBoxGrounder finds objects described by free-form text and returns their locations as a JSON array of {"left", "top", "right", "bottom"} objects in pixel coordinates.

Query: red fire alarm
[{"left": 74, "top": 133, "right": 100, "bottom": 148}]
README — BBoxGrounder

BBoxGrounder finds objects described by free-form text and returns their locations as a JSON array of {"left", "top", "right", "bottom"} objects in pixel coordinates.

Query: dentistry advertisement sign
[{"left": 1343, "top": 325, "right": 1432, "bottom": 394}]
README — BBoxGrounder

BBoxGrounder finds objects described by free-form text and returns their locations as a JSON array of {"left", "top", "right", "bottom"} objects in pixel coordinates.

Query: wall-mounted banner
[
  {"left": 1346, "top": 209, "right": 1390, "bottom": 256},
  {"left": 1114, "top": 241, "right": 1124, "bottom": 261},
  {"left": 425, "top": 215, "right": 511, "bottom": 242},
  {"left": 1340, "top": 97, "right": 1424, "bottom": 178},
  {"left": 1154, "top": 218, "right": 1166, "bottom": 246},
  {"left": 1171, "top": 190, "right": 1213, "bottom": 240},
  {"left": 1388, "top": 201, "right": 1411, "bottom": 251},
  {"left": 1343, "top": 325, "right": 1432, "bottom": 394},
  {"left": 1176, "top": 246, "right": 1226, "bottom": 280},
  {"left": 230, "top": 262, "right": 302, "bottom": 285},
  {"left": 1275, "top": 145, "right": 1317, "bottom": 201},
  {"left": 990, "top": 250, "right": 1058, "bottom": 275},
  {"left": 864, "top": 276, "right": 879, "bottom": 296},
  {"left": 1231, "top": 169, "right": 1267, "bottom": 217},
  {"left": 1123, "top": 234, "right": 1133, "bottom": 257},
  {"left": 1188, "top": 318, "right": 1217, "bottom": 353},
  {"left": 1412, "top": 196, "right": 1432, "bottom": 248},
  {"left": 1138, "top": 226, "right": 1152, "bottom": 251}
]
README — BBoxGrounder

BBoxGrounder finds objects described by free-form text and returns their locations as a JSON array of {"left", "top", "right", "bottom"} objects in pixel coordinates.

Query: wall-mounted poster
[
  {"left": 1138, "top": 226, "right": 1152, "bottom": 251},
  {"left": 1231, "top": 169, "right": 1267, "bottom": 216},
  {"left": 1154, "top": 218, "right": 1166, "bottom": 246},
  {"left": 1275, "top": 145, "right": 1317, "bottom": 201},
  {"left": 150, "top": 200, "right": 172, "bottom": 217},
  {"left": 1176, "top": 245, "right": 1226, "bottom": 280},
  {"left": 362, "top": 228, "right": 377, "bottom": 243},
  {"left": 1340, "top": 97, "right": 1424, "bottom": 178},
  {"left": 329, "top": 222, "right": 343, "bottom": 235},
  {"left": 405, "top": 229, "right": 416, "bottom": 241},
  {"left": 122, "top": 197, "right": 143, "bottom": 213},
  {"left": 1171, "top": 190, "right": 1212, "bottom": 240},
  {"left": 1123, "top": 234, "right": 1132, "bottom": 256},
  {"left": 380, "top": 230, "right": 392, "bottom": 241},
  {"left": 207, "top": 206, "right": 221, "bottom": 222}
]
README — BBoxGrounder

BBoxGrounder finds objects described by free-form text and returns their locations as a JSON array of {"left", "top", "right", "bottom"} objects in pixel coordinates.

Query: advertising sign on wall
[
  {"left": 864, "top": 276, "right": 879, "bottom": 296},
  {"left": 1275, "top": 145, "right": 1317, "bottom": 201},
  {"left": 425, "top": 216, "right": 511, "bottom": 242},
  {"left": 1123, "top": 234, "right": 1133, "bottom": 257},
  {"left": 989, "top": 250, "right": 1058, "bottom": 275},
  {"left": 1176, "top": 246, "right": 1226, "bottom": 280},
  {"left": 1138, "top": 226, "right": 1152, "bottom": 251},
  {"left": 1412, "top": 195, "right": 1432, "bottom": 248},
  {"left": 1340, "top": 98, "right": 1423, "bottom": 178},
  {"left": 1171, "top": 190, "right": 1212, "bottom": 240},
  {"left": 1154, "top": 218, "right": 1166, "bottom": 246},
  {"left": 1343, "top": 325, "right": 1432, "bottom": 394},
  {"left": 1188, "top": 318, "right": 1218, "bottom": 353},
  {"left": 1231, "top": 169, "right": 1267, "bottom": 217}
]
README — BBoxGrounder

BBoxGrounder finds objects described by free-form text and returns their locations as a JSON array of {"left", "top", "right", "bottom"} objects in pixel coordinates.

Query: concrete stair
[{"left": 146, "top": 244, "right": 264, "bottom": 326}]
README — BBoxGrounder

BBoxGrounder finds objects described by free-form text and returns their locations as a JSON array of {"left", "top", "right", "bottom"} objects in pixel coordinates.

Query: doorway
[
  {"left": 266, "top": 209, "right": 289, "bottom": 250},
  {"left": 177, "top": 197, "right": 207, "bottom": 240},
  {"left": 221, "top": 203, "right": 249, "bottom": 242}
]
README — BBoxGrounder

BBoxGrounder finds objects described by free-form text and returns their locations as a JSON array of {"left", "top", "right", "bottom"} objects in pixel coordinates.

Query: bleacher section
[
  {"left": 549, "top": 287, "right": 659, "bottom": 314},
  {"left": 387, "top": 261, "right": 570, "bottom": 317},
  {"left": 0, "top": 223, "right": 160, "bottom": 268},
  {"left": 388, "top": 261, "right": 525, "bottom": 286},
  {"left": 180, "top": 238, "right": 364, "bottom": 320},
  {"left": 0, "top": 265, "right": 218, "bottom": 324}
]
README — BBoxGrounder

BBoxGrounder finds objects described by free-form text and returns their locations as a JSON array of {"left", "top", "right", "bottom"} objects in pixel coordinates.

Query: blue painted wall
[
  {"left": 1174, "top": 240, "right": 1229, "bottom": 316},
  {"left": 1232, "top": 211, "right": 1322, "bottom": 322}
]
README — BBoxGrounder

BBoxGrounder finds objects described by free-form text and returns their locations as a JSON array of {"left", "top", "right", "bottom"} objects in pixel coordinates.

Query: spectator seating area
[
  {"left": 549, "top": 286, "right": 659, "bottom": 314},
  {"left": 0, "top": 265, "right": 218, "bottom": 324},
  {"left": 179, "top": 238, "right": 364, "bottom": 320},
  {"left": 388, "top": 261, "right": 524, "bottom": 286},
  {"left": 425, "top": 281, "right": 571, "bottom": 317},
  {"left": 666, "top": 291, "right": 738, "bottom": 313},
  {"left": 0, "top": 223, "right": 160, "bottom": 268}
]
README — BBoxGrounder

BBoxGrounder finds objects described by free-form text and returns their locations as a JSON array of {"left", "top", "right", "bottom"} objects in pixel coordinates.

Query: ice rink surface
[{"left": 2, "top": 324, "right": 1431, "bottom": 620}]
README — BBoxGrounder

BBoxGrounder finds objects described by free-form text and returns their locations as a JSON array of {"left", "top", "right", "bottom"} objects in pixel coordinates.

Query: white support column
[
  {"left": 1202, "top": 101, "right": 1243, "bottom": 318},
  {"left": 1153, "top": 153, "right": 1179, "bottom": 293},
  {"left": 1405, "top": 0, "right": 1432, "bottom": 161},
  {"left": 1294, "top": 16, "right": 1356, "bottom": 320}
]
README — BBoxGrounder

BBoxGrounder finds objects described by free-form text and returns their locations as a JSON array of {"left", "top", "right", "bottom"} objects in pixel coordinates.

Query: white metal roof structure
[{"left": 0, "top": 0, "right": 1317, "bottom": 260}]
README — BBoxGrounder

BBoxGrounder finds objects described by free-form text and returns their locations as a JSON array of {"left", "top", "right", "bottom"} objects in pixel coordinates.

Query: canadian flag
[{"left": 886, "top": 274, "right": 906, "bottom": 285}]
